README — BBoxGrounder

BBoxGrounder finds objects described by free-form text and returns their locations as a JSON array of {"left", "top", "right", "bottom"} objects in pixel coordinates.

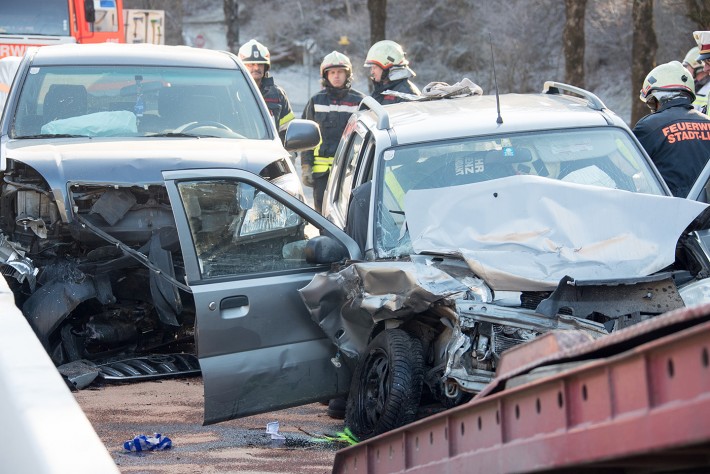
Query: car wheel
[{"left": 345, "top": 328, "right": 424, "bottom": 440}]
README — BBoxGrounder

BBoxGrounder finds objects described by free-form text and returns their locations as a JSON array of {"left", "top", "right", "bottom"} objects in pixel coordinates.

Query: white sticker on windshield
[
  {"left": 383, "top": 149, "right": 395, "bottom": 161},
  {"left": 29, "top": 67, "right": 40, "bottom": 75}
]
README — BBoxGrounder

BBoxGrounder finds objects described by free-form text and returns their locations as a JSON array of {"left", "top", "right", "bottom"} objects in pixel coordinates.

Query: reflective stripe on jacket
[
  {"left": 313, "top": 156, "right": 334, "bottom": 173},
  {"left": 301, "top": 86, "right": 366, "bottom": 175}
]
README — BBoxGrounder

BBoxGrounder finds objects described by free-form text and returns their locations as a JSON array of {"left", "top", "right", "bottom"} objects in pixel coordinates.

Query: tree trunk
[
  {"left": 631, "top": 0, "right": 657, "bottom": 126},
  {"left": 685, "top": 0, "right": 710, "bottom": 30},
  {"left": 563, "top": 0, "right": 587, "bottom": 89},
  {"left": 368, "top": 0, "right": 387, "bottom": 46},
  {"left": 223, "top": 0, "right": 239, "bottom": 54}
]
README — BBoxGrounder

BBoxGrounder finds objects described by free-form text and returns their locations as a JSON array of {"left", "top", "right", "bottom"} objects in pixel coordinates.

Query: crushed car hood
[
  {"left": 404, "top": 175, "right": 709, "bottom": 291},
  {"left": 5, "top": 138, "right": 289, "bottom": 187},
  {"left": 5, "top": 138, "right": 291, "bottom": 223}
]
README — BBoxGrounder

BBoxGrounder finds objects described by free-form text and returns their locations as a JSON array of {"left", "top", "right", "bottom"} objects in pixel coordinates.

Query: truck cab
[{"left": 0, "top": 0, "right": 125, "bottom": 58}]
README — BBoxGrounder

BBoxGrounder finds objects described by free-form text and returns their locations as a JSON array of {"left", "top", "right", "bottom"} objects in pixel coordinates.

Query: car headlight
[
  {"left": 460, "top": 276, "right": 493, "bottom": 303},
  {"left": 271, "top": 173, "right": 305, "bottom": 202},
  {"left": 239, "top": 191, "right": 302, "bottom": 238},
  {"left": 678, "top": 278, "right": 710, "bottom": 307}
]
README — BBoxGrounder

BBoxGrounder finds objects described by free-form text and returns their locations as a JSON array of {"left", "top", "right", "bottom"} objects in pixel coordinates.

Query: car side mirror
[
  {"left": 284, "top": 119, "right": 321, "bottom": 153},
  {"left": 305, "top": 235, "right": 348, "bottom": 264}
]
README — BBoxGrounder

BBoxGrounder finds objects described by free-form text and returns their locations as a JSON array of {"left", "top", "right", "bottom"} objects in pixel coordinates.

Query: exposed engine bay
[{"left": 0, "top": 160, "right": 195, "bottom": 370}]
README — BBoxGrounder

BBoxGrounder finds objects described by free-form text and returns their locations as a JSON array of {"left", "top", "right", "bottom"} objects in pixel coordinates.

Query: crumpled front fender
[
  {"left": 299, "top": 260, "right": 468, "bottom": 360},
  {"left": 23, "top": 275, "right": 110, "bottom": 348}
]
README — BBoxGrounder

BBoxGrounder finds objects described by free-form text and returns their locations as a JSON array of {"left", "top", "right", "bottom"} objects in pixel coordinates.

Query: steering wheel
[{"left": 175, "top": 121, "right": 233, "bottom": 133}]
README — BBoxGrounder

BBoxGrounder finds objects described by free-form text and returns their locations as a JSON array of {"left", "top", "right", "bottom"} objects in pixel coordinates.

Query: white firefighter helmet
[
  {"left": 364, "top": 40, "right": 409, "bottom": 69},
  {"left": 238, "top": 39, "right": 271, "bottom": 66},
  {"left": 320, "top": 51, "right": 352, "bottom": 77},
  {"left": 683, "top": 46, "right": 701, "bottom": 70},
  {"left": 639, "top": 61, "right": 695, "bottom": 103}
]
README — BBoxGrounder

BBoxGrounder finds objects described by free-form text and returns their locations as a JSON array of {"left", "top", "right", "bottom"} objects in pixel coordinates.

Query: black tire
[{"left": 345, "top": 328, "right": 424, "bottom": 440}]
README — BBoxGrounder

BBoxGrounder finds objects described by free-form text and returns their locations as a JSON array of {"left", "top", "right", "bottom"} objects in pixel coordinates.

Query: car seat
[{"left": 43, "top": 84, "right": 87, "bottom": 122}]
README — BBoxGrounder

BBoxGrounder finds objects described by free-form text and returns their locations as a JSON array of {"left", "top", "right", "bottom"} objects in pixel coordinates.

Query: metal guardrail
[{"left": 333, "top": 303, "right": 710, "bottom": 473}]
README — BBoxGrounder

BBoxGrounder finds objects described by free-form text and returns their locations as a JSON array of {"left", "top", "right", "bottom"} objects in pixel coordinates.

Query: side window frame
[
  {"left": 327, "top": 122, "right": 367, "bottom": 226},
  {"left": 175, "top": 177, "right": 326, "bottom": 282}
]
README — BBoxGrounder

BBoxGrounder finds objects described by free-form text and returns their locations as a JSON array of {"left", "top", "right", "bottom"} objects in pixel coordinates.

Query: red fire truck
[{"left": 0, "top": 0, "right": 125, "bottom": 58}]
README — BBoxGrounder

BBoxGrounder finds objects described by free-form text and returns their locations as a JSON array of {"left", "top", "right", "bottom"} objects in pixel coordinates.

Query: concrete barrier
[{"left": 0, "top": 276, "right": 119, "bottom": 473}]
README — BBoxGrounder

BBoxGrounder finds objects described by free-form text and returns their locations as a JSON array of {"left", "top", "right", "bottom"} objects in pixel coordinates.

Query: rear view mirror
[
  {"left": 84, "top": 0, "right": 96, "bottom": 23},
  {"left": 485, "top": 147, "right": 532, "bottom": 164}
]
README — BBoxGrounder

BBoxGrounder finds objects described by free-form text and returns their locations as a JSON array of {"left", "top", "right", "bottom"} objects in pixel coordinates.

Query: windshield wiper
[
  {"left": 16, "top": 134, "right": 91, "bottom": 139},
  {"left": 144, "top": 132, "right": 208, "bottom": 138}
]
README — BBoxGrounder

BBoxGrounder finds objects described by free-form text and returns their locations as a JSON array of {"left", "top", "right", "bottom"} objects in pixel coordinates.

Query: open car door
[{"left": 163, "top": 168, "right": 361, "bottom": 425}]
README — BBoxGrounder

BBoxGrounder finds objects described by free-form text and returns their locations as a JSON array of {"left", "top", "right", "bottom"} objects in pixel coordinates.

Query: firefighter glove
[{"left": 301, "top": 163, "right": 314, "bottom": 187}]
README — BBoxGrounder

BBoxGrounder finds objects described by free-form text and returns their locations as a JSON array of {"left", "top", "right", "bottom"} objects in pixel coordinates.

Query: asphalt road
[{"left": 73, "top": 377, "right": 346, "bottom": 474}]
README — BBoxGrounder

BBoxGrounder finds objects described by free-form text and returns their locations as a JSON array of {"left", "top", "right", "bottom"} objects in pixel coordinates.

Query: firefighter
[
  {"left": 683, "top": 46, "right": 709, "bottom": 113},
  {"left": 633, "top": 60, "right": 710, "bottom": 197},
  {"left": 364, "top": 40, "right": 420, "bottom": 105},
  {"left": 301, "top": 51, "right": 366, "bottom": 213},
  {"left": 238, "top": 39, "right": 295, "bottom": 140}
]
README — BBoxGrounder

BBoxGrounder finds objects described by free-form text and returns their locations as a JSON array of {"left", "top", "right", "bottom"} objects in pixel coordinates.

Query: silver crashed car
[
  {"left": 0, "top": 43, "right": 319, "bottom": 383},
  {"left": 109, "top": 83, "right": 710, "bottom": 439},
  {"left": 302, "top": 83, "right": 710, "bottom": 438}
]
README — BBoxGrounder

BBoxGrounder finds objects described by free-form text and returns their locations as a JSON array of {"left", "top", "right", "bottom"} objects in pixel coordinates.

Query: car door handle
[{"left": 221, "top": 295, "right": 249, "bottom": 310}]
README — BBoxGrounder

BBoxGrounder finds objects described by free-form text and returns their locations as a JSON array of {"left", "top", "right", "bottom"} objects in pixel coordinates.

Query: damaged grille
[
  {"left": 97, "top": 353, "right": 200, "bottom": 381},
  {"left": 492, "top": 325, "right": 539, "bottom": 355}
]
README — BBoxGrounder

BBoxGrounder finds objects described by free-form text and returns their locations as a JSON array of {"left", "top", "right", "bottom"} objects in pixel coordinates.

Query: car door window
[
  {"left": 177, "top": 178, "right": 320, "bottom": 279},
  {"left": 334, "top": 132, "right": 365, "bottom": 218}
]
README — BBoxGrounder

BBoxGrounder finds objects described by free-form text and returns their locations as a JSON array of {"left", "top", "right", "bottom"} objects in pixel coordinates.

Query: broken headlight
[
  {"left": 461, "top": 276, "right": 493, "bottom": 303},
  {"left": 678, "top": 278, "right": 710, "bottom": 308}
]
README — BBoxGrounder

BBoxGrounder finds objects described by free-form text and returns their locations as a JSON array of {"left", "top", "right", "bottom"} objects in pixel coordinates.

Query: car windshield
[
  {"left": 0, "top": 0, "right": 70, "bottom": 36},
  {"left": 374, "top": 127, "right": 666, "bottom": 257},
  {"left": 10, "top": 64, "right": 269, "bottom": 139}
]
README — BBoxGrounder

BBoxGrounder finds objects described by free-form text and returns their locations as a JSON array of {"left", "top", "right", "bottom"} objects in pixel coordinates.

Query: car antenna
[{"left": 489, "top": 33, "right": 503, "bottom": 124}]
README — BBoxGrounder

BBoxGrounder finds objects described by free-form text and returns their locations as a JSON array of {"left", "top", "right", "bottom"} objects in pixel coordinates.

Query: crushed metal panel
[
  {"left": 536, "top": 273, "right": 684, "bottom": 320},
  {"left": 299, "top": 260, "right": 468, "bottom": 359},
  {"left": 405, "top": 175, "right": 708, "bottom": 291},
  {"left": 57, "top": 359, "right": 100, "bottom": 390},
  {"left": 480, "top": 301, "right": 710, "bottom": 398}
]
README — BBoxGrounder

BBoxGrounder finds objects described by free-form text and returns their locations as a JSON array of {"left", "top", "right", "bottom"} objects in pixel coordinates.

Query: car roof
[
  {"left": 26, "top": 43, "right": 240, "bottom": 69},
  {"left": 359, "top": 91, "right": 626, "bottom": 145}
]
